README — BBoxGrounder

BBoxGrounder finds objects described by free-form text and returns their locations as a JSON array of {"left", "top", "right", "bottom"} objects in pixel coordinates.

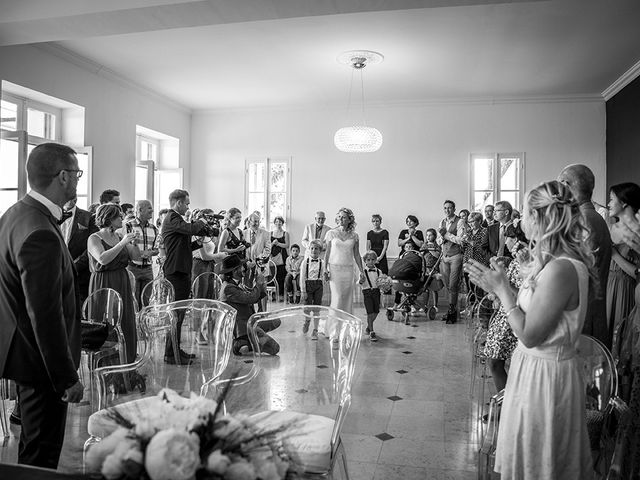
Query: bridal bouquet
[{"left": 85, "top": 388, "right": 291, "bottom": 480}]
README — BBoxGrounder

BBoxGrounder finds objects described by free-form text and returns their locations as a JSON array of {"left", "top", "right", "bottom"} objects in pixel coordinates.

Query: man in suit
[
  {"left": 60, "top": 195, "right": 98, "bottom": 311},
  {"left": 301, "top": 211, "right": 331, "bottom": 256},
  {"left": 0, "top": 143, "right": 83, "bottom": 468},
  {"left": 558, "top": 164, "right": 613, "bottom": 347},
  {"left": 161, "top": 189, "right": 209, "bottom": 364}
]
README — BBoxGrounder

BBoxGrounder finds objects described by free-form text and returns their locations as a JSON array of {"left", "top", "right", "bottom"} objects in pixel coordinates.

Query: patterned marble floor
[{"left": 1, "top": 296, "right": 488, "bottom": 480}]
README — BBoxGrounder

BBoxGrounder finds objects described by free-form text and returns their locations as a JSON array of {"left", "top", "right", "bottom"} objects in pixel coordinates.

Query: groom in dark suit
[{"left": 0, "top": 143, "right": 84, "bottom": 468}]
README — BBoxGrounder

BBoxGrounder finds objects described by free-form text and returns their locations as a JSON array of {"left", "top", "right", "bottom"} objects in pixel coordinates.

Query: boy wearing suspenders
[{"left": 360, "top": 250, "right": 382, "bottom": 341}]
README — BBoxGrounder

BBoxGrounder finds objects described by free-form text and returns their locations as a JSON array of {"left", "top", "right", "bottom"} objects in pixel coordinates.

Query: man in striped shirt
[{"left": 125, "top": 200, "right": 159, "bottom": 307}]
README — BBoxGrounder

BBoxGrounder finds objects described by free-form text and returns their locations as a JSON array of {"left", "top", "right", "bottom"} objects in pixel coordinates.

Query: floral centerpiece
[
  {"left": 86, "top": 388, "right": 292, "bottom": 480},
  {"left": 376, "top": 274, "right": 393, "bottom": 294}
]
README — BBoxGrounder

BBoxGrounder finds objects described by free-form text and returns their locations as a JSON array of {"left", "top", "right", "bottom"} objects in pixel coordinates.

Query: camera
[{"left": 194, "top": 209, "right": 225, "bottom": 238}]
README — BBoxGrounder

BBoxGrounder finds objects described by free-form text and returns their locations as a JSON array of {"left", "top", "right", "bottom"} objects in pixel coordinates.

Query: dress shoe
[
  {"left": 179, "top": 348, "right": 196, "bottom": 359},
  {"left": 9, "top": 412, "right": 21, "bottom": 426},
  {"left": 164, "top": 354, "right": 193, "bottom": 366}
]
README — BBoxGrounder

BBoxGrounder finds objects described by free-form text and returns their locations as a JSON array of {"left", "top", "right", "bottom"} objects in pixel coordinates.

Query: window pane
[
  {"left": 1, "top": 100, "right": 17, "bottom": 131},
  {"left": 473, "top": 191, "right": 494, "bottom": 212},
  {"left": 269, "top": 193, "right": 286, "bottom": 225},
  {"left": 140, "top": 140, "right": 157, "bottom": 162},
  {"left": 27, "top": 108, "right": 55, "bottom": 140},
  {"left": 499, "top": 191, "right": 519, "bottom": 212},
  {"left": 248, "top": 192, "right": 265, "bottom": 221},
  {"left": 473, "top": 157, "right": 494, "bottom": 190},
  {"left": 156, "top": 170, "right": 182, "bottom": 210},
  {"left": 248, "top": 163, "right": 265, "bottom": 192},
  {"left": 499, "top": 157, "right": 520, "bottom": 190},
  {"left": 0, "top": 138, "right": 19, "bottom": 189},
  {"left": 270, "top": 162, "right": 287, "bottom": 192},
  {"left": 136, "top": 165, "right": 148, "bottom": 201},
  {"left": 0, "top": 190, "right": 18, "bottom": 216},
  {"left": 76, "top": 196, "right": 88, "bottom": 210},
  {"left": 76, "top": 152, "right": 89, "bottom": 198}
]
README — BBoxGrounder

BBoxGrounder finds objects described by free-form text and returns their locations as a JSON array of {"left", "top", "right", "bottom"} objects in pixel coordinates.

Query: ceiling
[{"left": 2, "top": 0, "right": 640, "bottom": 110}]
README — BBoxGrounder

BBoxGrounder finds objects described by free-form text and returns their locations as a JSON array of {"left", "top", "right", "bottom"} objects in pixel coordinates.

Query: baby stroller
[{"left": 386, "top": 250, "right": 444, "bottom": 324}]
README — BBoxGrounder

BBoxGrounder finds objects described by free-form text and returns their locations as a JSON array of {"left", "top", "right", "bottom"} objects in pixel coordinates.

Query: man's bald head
[{"left": 557, "top": 164, "right": 595, "bottom": 203}]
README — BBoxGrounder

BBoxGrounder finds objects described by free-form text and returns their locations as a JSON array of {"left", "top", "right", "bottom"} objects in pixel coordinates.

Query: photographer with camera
[
  {"left": 161, "top": 189, "right": 210, "bottom": 365},
  {"left": 219, "top": 207, "right": 250, "bottom": 259},
  {"left": 191, "top": 208, "right": 228, "bottom": 290}
]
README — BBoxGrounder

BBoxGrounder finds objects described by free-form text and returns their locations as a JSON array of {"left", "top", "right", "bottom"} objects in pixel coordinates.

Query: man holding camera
[
  {"left": 162, "top": 189, "right": 209, "bottom": 365},
  {"left": 125, "top": 200, "right": 159, "bottom": 307}
]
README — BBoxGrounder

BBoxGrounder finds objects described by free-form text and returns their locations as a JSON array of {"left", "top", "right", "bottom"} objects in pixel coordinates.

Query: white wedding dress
[{"left": 326, "top": 229, "right": 358, "bottom": 314}]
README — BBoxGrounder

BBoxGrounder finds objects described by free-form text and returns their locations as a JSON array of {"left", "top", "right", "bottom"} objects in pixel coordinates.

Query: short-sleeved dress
[
  {"left": 484, "top": 260, "right": 521, "bottom": 360},
  {"left": 89, "top": 238, "right": 137, "bottom": 363},
  {"left": 367, "top": 229, "right": 389, "bottom": 274},
  {"left": 494, "top": 257, "right": 593, "bottom": 479}
]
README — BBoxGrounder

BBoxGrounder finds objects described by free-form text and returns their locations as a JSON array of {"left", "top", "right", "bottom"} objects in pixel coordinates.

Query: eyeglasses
[{"left": 54, "top": 169, "right": 83, "bottom": 179}]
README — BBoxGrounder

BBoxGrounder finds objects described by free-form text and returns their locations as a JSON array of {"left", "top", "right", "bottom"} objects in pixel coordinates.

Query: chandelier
[{"left": 334, "top": 50, "right": 384, "bottom": 153}]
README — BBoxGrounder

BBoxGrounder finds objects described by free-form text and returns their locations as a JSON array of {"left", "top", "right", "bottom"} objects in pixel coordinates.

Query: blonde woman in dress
[
  {"left": 324, "top": 207, "right": 364, "bottom": 314},
  {"left": 466, "top": 180, "right": 594, "bottom": 480}
]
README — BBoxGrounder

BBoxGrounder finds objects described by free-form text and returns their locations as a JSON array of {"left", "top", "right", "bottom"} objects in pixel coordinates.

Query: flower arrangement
[
  {"left": 86, "top": 388, "right": 292, "bottom": 480},
  {"left": 376, "top": 274, "right": 393, "bottom": 294}
]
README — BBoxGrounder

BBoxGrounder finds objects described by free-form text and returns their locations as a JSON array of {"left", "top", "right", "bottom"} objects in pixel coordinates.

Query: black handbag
[{"left": 80, "top": 321, "right": 110, "bottom": 350}]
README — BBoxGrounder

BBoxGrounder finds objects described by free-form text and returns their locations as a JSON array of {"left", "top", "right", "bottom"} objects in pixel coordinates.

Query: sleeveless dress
[
  {"left": 326, "top": 229, "right": 358, "bottom": 314},
  {"left": 606, "top": 243, "right": 639, "bottom": 336},
  {"left": 494, "top": 257, "right": 593, "bottom": 479},
  {"left": 367, "top": 229, "right": 389, "bottom": 274},
  {"left": 270, "top": 231, "right": 288, "bottom": 297},
  {"left": 89, "top": 238, "right": 137, "bottom": 363}
]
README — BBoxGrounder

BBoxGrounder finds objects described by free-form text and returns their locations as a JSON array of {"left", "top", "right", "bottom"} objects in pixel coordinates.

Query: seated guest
[
  {"left": 219, "top": 255, "right": 279, "bottom": 356},
  {"left": 87, "top": 204, "right": 141, "bottom": 363},
  {"left": 466, "top": 180, "right": 594, "bottom": 479},
  {"left": 285, "top": 244, "right": 303, "bottom": 303},
  {"left": 606, "top": 182, "right": 640, "bottom": 337}
]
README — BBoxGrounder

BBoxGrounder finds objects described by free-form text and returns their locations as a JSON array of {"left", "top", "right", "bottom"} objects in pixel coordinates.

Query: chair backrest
[
  {"left": 140, "top": 277, "right": 175, "bottom": 308},
  {"left": 191, "top": 272, "right": 223, "bottom": 300},
  {"left": 260, "top": 259, "right": 277, "bottom": 285},
  {"left": 83, "top": 288, "right": 123, "bottom": 328},
  {"left": 576, "top": 334, "right": 618, "bottom": 412},
  {"left": 235, "top": 306, "right": 363, "bottom": 454},
  {"left": 94, "top": 299, "right": 236, "bottom": 411}
]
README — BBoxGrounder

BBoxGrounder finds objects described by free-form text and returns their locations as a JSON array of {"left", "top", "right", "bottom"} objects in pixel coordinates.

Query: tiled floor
[{"left": 1, "top": 296, "right": 488, "bottom": 480}]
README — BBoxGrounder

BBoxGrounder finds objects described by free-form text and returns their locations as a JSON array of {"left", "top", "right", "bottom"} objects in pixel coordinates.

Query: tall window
[
  {"left": 1, "top": 92, "right": 91, "bottom": 213},
  {"left": 245, "top": 157, "right": 291, "bottom": 228},
  {"left": 135, "top": 135, "right": 159, "bottom": 203},
  {"left": 471, "top": 153, "right": 525, "bottom": 213}
]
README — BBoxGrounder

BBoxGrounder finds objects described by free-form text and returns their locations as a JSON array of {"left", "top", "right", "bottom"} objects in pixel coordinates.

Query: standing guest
[
  {"left": 60, "top": 195, "right": 98, "bottom": 311},
  {"left": 606, "top": 182, "right": 640, "bottom": 337},
  {"left": 367, "top": 214, "right": 390, "bottom": 274},
  {"left": 219, "top": 207, "right": 248, "bottom": 259},
  {"left": 438, "top": 200, "right": 465, "bottom": 323},
  {"left": 300, "top": 240, "right": 326, "bottom": 340},
  {"left": 0, "top": 143, "right": 83, "bottom": 468},
  {"left": 492, "top": 201, "right": 514, "bottom": 258},
  {"left": 99, "top": 189, "right": 120, "bottom": 205},
  {"left": 466, "top": 180, "right": 594, "bottom": 480},
  {"left": 394, "top": 215, "right": 424, "bottom": 308},
  {"left": 285, "top": 244, "right": 304, "bottom": 303},
  {"left": 88, "top": 202, "right": 100, "bottom": 215},
  {"left": 121, "top": 203, "right": 135, "bottom": 223},
  {"left": 191, "top": 208, "right": 227, "bottom": 286},
  {"left": 270, "top": 216, "right": 290, "bottom": 300},
  {"left": 421, "top": 228, "right": 442, "bottom": 307},
  {"left": 459, "top": 209, "right": 471, "bottom": 236},
  {"left": 88, "top": 204, "right": 141, "bottom": 363},
  {"left": 301, "top": 211, "right": 331, "bottom": 257},
  {"left": 124, "top": 200, "right": 159, "bottom": 307},
  {"left": 511, "top": 209, "right": 521, "bottom": 221},
  {"left": 462, "top": 212, "right": 490, "bottom": 302},
  {"left": 154, "top": 208, "right": 171, "bottom": 275},
  {"left": 558, "top": 164, "right": 613, "bottom": 347},
  {"left": 360, "top": 251, "right": 382, "bottom": 342},
  {"left": 161, "top": 189, "right": 209, "bottom": 364},
  {"left": 219, "top": 255, "right": 279, "bottom": 356},
  {"left": 325, "top": 207, "right": 364, "bottom": 314},
  {"left": 482, "top": 204, "right": 497, "bottom": 227}
]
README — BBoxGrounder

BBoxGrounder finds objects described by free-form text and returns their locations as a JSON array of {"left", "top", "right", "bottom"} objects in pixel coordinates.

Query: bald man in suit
[{"left": 0, "top": 143, "right": 83, "bottom": 468}]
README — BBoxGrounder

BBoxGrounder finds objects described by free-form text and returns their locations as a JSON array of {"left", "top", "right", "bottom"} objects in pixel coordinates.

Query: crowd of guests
[{"left": 2, "top": 142, "right": 640, "bottom": 478}]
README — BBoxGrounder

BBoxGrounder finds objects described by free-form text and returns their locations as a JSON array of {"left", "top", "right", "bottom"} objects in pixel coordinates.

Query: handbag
[{"left": 80, "top": 321, "right": 110, "bottom": 350}]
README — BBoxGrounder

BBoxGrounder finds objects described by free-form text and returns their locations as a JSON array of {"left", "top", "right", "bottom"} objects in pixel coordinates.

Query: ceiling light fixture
[{"left": 334, "top": 50, "right": 384, "bottom": 153}]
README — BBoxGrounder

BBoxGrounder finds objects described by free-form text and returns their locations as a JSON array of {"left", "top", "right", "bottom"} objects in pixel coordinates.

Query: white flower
[
  {"left": 85, "top": 427, "right": 129, "bottom": 473},
  {"left": 145, "top": 429, "right": 200, "bottom": 480},
  {"left": 134, "top": 419, "right": 156, "bottom": 439},
  {"left": 224, "top": 460, "right": 257, "bottom": 480},
  {"left": 101, "top": 453, "right": 125, "bottom": 480},
  {"left": 206, "top": 449, "right": 231, "bottom": 475},
  {"left": 101, "top": 434, "right": 142, "bottom": 479},
  {"left": 252, "top": 458, "right": 281, "bottom": 480}
]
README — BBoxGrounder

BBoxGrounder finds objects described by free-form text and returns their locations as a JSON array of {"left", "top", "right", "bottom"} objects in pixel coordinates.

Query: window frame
[
  {"left": 469, "top": 152, "right": 526, "bottom": 213},
  {"left": 244, "top": 156, "right": 292, "bottom": 228}
]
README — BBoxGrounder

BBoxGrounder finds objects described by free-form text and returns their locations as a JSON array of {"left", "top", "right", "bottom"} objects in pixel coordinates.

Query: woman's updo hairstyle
[
  {"left": 523, "top": 180, "right": 594, "bottom": 285},
  {"left": 95, "top": 204, "right": 122, "bottom": 229},
  {"left": 610, "top": 182, "right": 640, "bottom": 214},
  {"left": 337, "top": 207, "right": 357, "bottom": 232}
]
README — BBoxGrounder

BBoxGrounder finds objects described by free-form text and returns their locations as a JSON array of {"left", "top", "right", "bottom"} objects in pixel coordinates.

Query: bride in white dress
[{"left": 324, "top": 207, "right": 364, "bottom": 314}]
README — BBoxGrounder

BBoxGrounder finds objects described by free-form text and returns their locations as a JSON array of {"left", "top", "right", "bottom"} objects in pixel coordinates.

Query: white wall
[
  {"left": 0, "top": 44, "right": 191, "bottom": 204},
  {"left": 191, "top": 100, "right": 606, "bottom": 258}
]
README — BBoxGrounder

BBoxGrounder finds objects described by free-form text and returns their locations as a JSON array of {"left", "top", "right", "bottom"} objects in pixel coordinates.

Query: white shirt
[
  {"left": 60, "top": 206, "right": 76, "bottom": 245},
  {"left": 361, "top": 267, "right": 381, "bottom": 291},
  {"left": 27, "top": 190, "right": 63, "bottom": 222}
]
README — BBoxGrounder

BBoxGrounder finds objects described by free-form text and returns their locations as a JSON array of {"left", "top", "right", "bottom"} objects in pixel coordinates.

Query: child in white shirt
[
  {"left": 299, "top": 240, "right": 325, "bottom": 340},
  {"left": 285, "top": 244, "right": 303, "bottom": 303},
  {"left": 360, "top": 250, "right": 381, "bottom": 341}
]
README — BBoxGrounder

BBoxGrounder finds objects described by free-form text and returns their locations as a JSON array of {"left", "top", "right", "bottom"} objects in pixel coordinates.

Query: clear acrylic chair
[
  {"left": 140, "top": 276, "right": 174, "bottom": 308},
  {"left": 127, "top": 269, "right": 139, "bottom": 313},
  {"left": 222, "top": 306, "right": 363, "bottom": 479},
  {"left": 83, "top": 299, "right": 236, "bottom": 468},
  {"left": 191, "top": 272, "right": 224, "bottom": 344},
  {"left": 0, "top": 378, "right": 11, "bottom": 439},
  {"left": 260, "top": 259, "right": 279, "bottom": 306}
]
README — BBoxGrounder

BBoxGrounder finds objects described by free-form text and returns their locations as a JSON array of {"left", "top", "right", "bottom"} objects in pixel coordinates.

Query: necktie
[
  {"left": 250, "top": 230, "right": 256, "bottom": 244},
  {"left": 57, "top": 210, "right": 72, "bottom": 225},
  {"left": 315, "top": 226, "right": 321, "bottom": 239}
]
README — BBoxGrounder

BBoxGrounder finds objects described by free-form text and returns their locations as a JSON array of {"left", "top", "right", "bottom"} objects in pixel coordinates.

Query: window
[
  {"left": 135, "top": 135, "right": 159, "bottom": 203},
  {"left": 471, "top": 153, "right": 525, "bottom": 213},
  {"left": 135, "top": 129, "right": 181, "bottom": 210},
  {"left": 245, "top": 157, "right": 291, "bottom": 228}
]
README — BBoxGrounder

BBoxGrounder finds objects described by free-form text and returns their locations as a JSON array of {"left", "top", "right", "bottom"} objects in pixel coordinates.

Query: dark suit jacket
[
  {"left": 581, "top": 202, "right": 613, "bottom": 347},
  {"left": 161, "top": 210, "right": 209, "bottom": 276},
  {"left": 67, "top": 207, "right": 97, "bottom": 304},
  {"left": 487, "top": 222, "right": 500, "bottom": 257},
  {"left": 0, "top": 195, "right": 80, "bottom": 393}
]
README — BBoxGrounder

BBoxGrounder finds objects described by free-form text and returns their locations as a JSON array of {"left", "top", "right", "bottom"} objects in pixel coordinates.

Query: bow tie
[
  {"left": 310, "top": 259, "right": 319, "bottom": 262},
  {"left": 367, "top": 268, "right": 377, "bottom": 272},
  {"left": 57, "top": 210, "right": 72, "bottom": 225}
]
